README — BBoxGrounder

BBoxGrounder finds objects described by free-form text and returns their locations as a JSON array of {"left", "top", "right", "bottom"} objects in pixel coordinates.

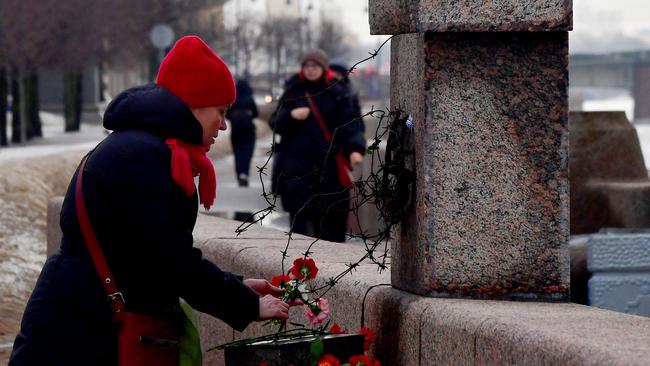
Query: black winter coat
[
  {"left": 227, "top": 80, "right": 259, "bottom": 176},
  {"left": 270, "top": 74, "right": 366, "bottom": 214},
  {"left": 227, "top": 79, "right": 258, "bottom": 127},
  {"left": 9, "top": 84, "right": 259, "bottom": 366}
]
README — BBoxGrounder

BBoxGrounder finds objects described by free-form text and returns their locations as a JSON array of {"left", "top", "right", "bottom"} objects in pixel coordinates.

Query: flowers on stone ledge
[
  {"left": 290, "top": 257, "right": 319, "bottom": 280},
  {"left": 316, "top": 352, "right": 381, "bottom": 366},
  {"left": 356, "top": 327, "right": 375, "bottom": 352},
  {"left": 273, "top": 256, "right": 324, "bottom": 324},
  {"left": 259, "top": 257, "right": 380, "bottom": 366},
  {"left": 305, "top": 298, "right": 330, "bottom": 326}
]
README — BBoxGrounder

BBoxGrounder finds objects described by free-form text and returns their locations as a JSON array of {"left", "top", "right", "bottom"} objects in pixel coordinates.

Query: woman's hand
[
  {"left": 257, "top": 295, "right": 290, "bottom": 321},
  {"left": 243, "top": 278, "right": 283, "bottom": 297},
  {"left": 290, "top": 107, "right": 310, "bottom": 120},
  {"left": 349, "top": 151, "right": 363, "bottom": 167},
  {"left": 244, "top": 278, "right": 303, "bottom": 306}
]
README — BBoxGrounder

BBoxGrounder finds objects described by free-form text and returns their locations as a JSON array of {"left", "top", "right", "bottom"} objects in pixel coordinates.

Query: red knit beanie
[{"left": 156, "top": 35, "right": 236, "bottom": 108}]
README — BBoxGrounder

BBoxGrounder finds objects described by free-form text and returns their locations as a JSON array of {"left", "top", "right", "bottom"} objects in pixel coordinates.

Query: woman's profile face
[
  {"left": 191, "top": 104, "right": 228, "bottom": 151},
  {"left": 302, "top": 60, "right": 324, "bottom": 81}
]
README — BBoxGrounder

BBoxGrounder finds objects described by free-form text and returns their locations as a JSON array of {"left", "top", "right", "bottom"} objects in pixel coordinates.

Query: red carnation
[
  {"left": 349, "top": 355, "right": 372, "bottom": 366},
  {"left": 329, "top": 323, "right": 347, "bottom": 335},
  {"left": 271, "top": 274, "right": 291, "bottom": 288},
  {"left": 317, "top": 354, "right": 341, "bottom": 366},
  {"left": 290, "top": 257, "right": 318, "bottom": 280},
  {"left": 357, "top": 327, "right": 375, "bottom": 351}
]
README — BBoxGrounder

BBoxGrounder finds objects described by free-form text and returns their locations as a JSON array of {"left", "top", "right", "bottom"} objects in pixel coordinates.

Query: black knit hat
[
  {"left": 301, "top": 48, "right": 328, "bottom": 70},
  {"left": 329, "top": 63, "right": 348, "bottom": 75}
]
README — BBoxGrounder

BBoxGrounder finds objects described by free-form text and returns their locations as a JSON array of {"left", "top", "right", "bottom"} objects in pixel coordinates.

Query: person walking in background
[
  {"left": 270, "top": 49, "right": 366, "bottom": 243},
  {"left": 9, "top": 36, "right": 291, "bottom": 366},
  {"left": 329, "top": 61, "right": 365, "bottom": 135},
  {"left": 227, "top": 79, "right": 258, "bottom": 187}
]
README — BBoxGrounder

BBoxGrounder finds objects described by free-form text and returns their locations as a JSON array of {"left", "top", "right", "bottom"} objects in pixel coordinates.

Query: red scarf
[{"left": 165, "top": 138, "right": 216, "bottom": 210}]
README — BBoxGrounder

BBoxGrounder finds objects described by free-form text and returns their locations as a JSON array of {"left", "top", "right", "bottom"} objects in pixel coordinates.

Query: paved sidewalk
[
  {"left": 0, "top": 112, "right": 107, "bottom": 162},
  {"left": 204, "top": 135, "right": 292, "bottom": 233}
]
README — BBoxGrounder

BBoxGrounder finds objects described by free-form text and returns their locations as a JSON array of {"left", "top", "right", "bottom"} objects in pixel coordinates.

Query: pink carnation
[{"left": 304, "top": 298, "right": 330, "bottom": 326}]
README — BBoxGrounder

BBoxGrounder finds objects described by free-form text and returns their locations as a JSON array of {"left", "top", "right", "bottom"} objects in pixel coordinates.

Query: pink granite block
[
  {"left": 391, "top": 31, "right": 570, "bottom": 300},
  {"left": 362, "top": 287, "right": 430, "bottom": 366},
  {"left": 395, "top": 291, "right": 650, "bottom": 365},
  {"left": 419, "top": 300, "right": 478, "bottom": 366},
  {"left": 369, "top": 0, "right": 572, "bottom": 34}
]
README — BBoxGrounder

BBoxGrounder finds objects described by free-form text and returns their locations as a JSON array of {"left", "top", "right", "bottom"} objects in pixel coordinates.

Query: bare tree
[
  {"left": 221, "top": 11, "right": 263, "bottom": 79},
  {"left": 0, "top": 68, "right": 6, "bottom": 146},
  {"left": 0, "top": 0, "right": 64, "bottom": 142},
  {"left": 257, "top": 17, "right": 302, "bottom": 91},
  {"left": 0, "top": 19, "right": 7, "bottom": 146},
  {"left": 314, "top": 18, "right": 355, "bottom": 60},
  {"left": 54, "top": 0, "right": 171, "bottom": 131},
  {"left": 0, "top": 0, "right": 239, "bottom": 139}
]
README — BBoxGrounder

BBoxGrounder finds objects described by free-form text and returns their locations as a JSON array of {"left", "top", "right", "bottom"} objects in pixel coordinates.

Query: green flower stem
[{"left": 207, "top": 328, "right": 328, "bottom": 352}]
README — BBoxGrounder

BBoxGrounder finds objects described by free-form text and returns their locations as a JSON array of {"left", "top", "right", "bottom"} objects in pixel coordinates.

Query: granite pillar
[{"left": 370, "top": 0, "right": 572, "bottom": 300}]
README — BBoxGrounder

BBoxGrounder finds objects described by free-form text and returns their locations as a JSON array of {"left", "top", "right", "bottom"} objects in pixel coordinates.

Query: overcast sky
[
  {"left": 225, "top": 0, "right": 650, "bottom": 54},
  {"left": 571, "top": 0, "right": 650, "bottom": 53}
]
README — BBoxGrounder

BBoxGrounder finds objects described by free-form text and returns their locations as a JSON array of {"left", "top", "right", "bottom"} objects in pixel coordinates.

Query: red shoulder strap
[
  {"left": 305, "top": 92, "right": 333, "bottom": 143},
  {"left": 75, "top": 156, "right": 125, "bottom": 319}
]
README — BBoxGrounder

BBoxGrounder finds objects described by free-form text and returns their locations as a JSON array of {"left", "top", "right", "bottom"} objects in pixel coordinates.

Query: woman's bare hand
[
  {"left": 243, "top": 278, "right": 283, "bottom": 297},
  {"left": 257, "top": 295, "right": 290, "bottom": 321},
  {"left": 290, "top": 107, "right": 310, "bottom": 120},
  {"left": 349, "top": 151, "right": 363, "bottom": 167}
]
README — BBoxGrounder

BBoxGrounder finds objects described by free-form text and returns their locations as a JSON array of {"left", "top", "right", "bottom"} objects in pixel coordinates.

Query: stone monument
[
  {"left": 569, "top": 111, "right": 650, "bottom": 234},
  {"left": 370, "top": 0, "right": 572, "bottom": 300}
]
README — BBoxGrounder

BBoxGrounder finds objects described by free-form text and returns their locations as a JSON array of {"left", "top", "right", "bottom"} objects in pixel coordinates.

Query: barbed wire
[{"left": 232, "top": 34, "right": 414, "bottom": 308}]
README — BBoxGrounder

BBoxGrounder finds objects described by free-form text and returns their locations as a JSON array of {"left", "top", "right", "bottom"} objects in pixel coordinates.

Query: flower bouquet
[{"left": 210, "top": 256, "right": 380, "bottom": 366}]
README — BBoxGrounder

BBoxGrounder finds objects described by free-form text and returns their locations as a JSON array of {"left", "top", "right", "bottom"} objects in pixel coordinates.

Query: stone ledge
[
  {"left": 193, "top": 216, "right": 391, "bottom": 365},
  {"left": 193, "top": 215, "right": 650, "bottom": 366},
  {"left": 45, "top": 200, "right": 650, "bottom": 365},
  {"left": 369, "top": 0, "right": 572, "bottom": 34},
  {"left": 369, "top": 291, "right": 650, "bottom": 365}
]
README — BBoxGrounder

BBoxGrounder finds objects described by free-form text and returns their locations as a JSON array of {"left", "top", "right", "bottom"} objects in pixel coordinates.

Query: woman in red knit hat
[{"left": 9, "top": 36, "right": 291, "bottom": 366}]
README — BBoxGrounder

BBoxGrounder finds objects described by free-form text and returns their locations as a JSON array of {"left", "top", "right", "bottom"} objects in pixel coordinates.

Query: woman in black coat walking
[
  {"left": 9, "top": 36, "right": 291, "bottom": 366},
  {"left": 329, "top": 61, "right": 365, "bottom": 135},
  {"left": 271, "top": 49, "right": 366, "bottom": 243},
  {"left": 227, "top": 79, "right": 259, "bottom": 187}
]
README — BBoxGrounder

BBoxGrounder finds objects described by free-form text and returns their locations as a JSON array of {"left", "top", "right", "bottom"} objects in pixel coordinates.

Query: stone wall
[
  {"left": 190, "top": 215, "right": 650, "bottom": 366},
  {"left": 375, "top": 0, "right": 572, "bottom": 301},
  {"left": 0, "top": 151, "right": 87, "bottom": 362},
  {"left": 44, "top": 200, "right": 650, "bottom": 365}
]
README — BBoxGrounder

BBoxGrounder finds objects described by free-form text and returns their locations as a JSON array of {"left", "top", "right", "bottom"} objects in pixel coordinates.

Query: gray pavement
[{"left": 203, "top": 136, "right": 292, "bottom": 233}]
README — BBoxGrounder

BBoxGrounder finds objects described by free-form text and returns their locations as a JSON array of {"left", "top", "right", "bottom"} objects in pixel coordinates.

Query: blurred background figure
[
  {"left": 329, "top": 61, "right": 364, "bottom": 134},
  {"left": 270, "top": 49, "right": 366, "bottom": 243},
  {"left": 227, "top": 79, "right": 258, "bottom": 187}
]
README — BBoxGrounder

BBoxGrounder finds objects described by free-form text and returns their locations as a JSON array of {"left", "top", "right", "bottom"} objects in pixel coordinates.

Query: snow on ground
[
  {"left": 0, "top": 148, "right": 85, "bottom": 359},
  {"left": 0, "top": 112, "right": 107, "bottom": 161}
]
